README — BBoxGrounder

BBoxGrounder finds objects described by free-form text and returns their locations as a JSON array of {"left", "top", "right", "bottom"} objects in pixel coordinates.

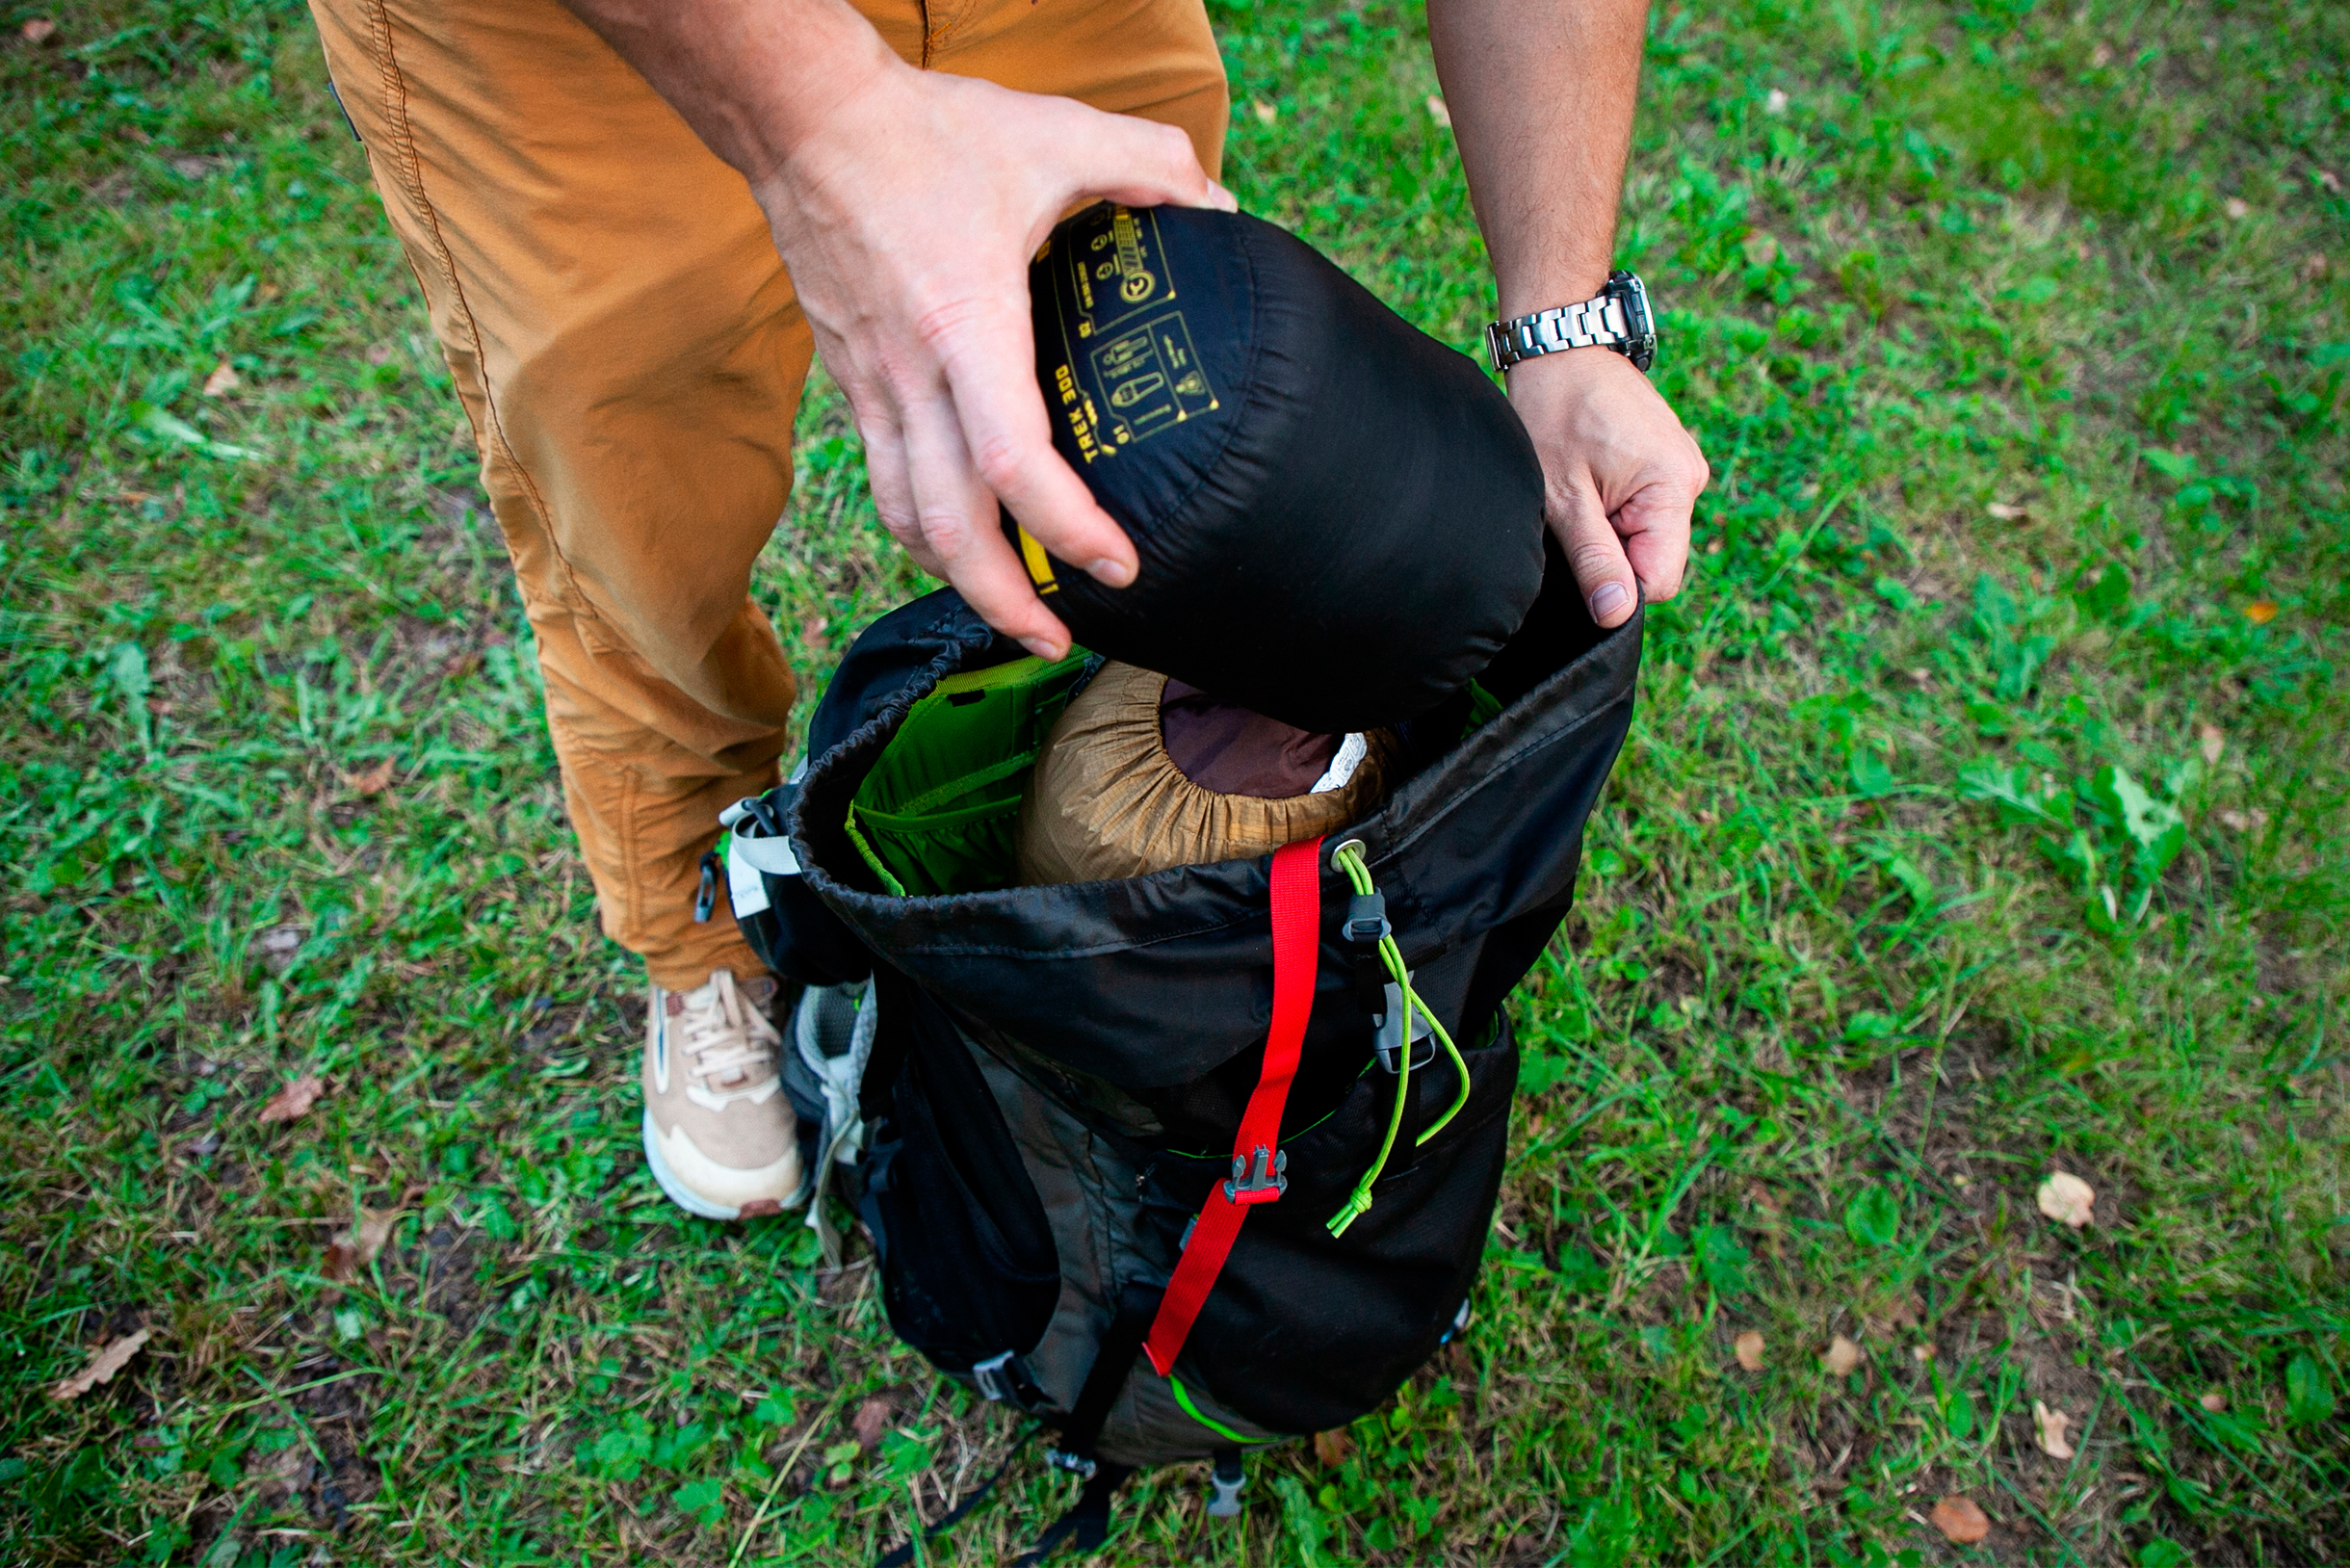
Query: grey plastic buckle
[
  {"left": 1207, "top": 1457, "right": 1247, "bottom": 1518},
  {"left": 1372, "top": 979, "right": 1435, "bottom": 1073},
  {"left": 972, "top": 1351, "right": 1018, "bottom": 1403},
  {"left": 1224, "top": 1144, "right": 1288, "bottom": 1204},
  {"left": 1044, "top": 1448, "right": 1097, "bottom": 1479}
]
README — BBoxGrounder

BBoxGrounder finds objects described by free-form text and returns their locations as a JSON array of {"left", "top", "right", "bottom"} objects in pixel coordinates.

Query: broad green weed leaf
[
  {"left": 669, "top": 1477, "right": 723, "bottom": 1528},
  {"left": 128, "top": 400, "right": 261, "bottom": 459},
  {"left": 2143, "top": 448, "right": 2200, "bottom": 480},
  {"left": 1693, "top": 1224, "right": 1751, "bottom": 1296},
  {"left": 1843, "top": 1010, "right": 1898, "bottom": 1043},
  {"left": 1565, "top": 1499, "right": 1638, "bottom": 1568},
  {"left": 1861, "top": 843, "right": 1933, "bottom": 906},
  {"left": 1270, "top": 1473, "right": 1346, "bottom": 1567},
  {"left": 1971, "top": 573, "right": 2021, "bottom": 634},
  {"left": 2075, "top": 562, "right": 2132, "bottom": 621},
  {"left": 1849, "top": 747, "right": 1895, "bottom": 797},
  {"left": 2087, "top": 766, "right": 2183, "bottom": 854},
  {"left": 1958, "top": 758, "right": 2071, "bottom": 829},
  {"left": 1845, "top": 1185, "right": 1899, "bottom": 1247},
  {"left": 2285, "top": 1353, "right": 2337, "bottom": 1425},
  {"left": 879, "top": 1428, "right": 934, "bottom": 1480}
]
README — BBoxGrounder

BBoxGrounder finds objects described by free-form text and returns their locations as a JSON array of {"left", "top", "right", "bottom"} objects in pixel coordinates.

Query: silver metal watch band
[
  {"left": 1485, "top": 271, "right": 1656, "bottom": 375},
  {"left": 1485, "top": 294, "right": 1632, "bottom": 371}
]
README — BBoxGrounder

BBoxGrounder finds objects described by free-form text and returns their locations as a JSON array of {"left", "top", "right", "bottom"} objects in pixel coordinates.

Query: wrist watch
[{"left": 1485, "top": 270, "right": 1657, "bottom": 375}]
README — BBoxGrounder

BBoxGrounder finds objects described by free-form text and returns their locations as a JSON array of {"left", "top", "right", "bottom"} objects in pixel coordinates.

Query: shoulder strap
[{"left": 1143, "top": 836, "right": 1323, "bottom": 1375}]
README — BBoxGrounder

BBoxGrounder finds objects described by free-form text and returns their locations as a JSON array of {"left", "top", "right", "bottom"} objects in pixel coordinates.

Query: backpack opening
[{"left": 843, "top": 650, "right": 1095, "bottom": 896}]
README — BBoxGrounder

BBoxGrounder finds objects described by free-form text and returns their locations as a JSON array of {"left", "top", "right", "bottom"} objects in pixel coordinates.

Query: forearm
[
  {"left": 559, "top": 0, "right": 898, "bottom": 187},
  {"left": 1426, "top": 0, "right": 1649, "bottom": 317}
]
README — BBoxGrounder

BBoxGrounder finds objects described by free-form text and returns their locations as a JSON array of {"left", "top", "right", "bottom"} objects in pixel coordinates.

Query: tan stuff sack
[{"left": 1016, "top": 662, "right": 1395, "bottom": 886}]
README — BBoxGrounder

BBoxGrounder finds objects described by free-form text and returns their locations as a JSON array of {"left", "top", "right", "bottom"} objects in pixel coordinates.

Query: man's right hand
[{"left": 562, "top": 0, "right": 1233, "bottom": 660}]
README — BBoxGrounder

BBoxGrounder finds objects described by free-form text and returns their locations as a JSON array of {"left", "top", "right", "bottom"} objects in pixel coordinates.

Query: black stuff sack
[{"left": 1004, "top": 202, "right": 1548, "bottom": 735}]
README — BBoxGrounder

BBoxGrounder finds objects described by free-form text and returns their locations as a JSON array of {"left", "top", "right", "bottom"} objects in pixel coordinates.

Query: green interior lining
[{"left": 846, "top": 651, "right": 1095, "bottom": 898}]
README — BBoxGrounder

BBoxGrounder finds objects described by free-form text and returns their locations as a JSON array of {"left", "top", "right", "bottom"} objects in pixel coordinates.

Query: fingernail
[
  {"left": 1086, "top": 557, "right": 1136, "bottom": 588},
  {"left": 1021, "top": 637, "right": 1065, "bottom": 661},
  {"left": 1208, "top": 180, "right": 1239, "bottom": 212},
  {"left": 1590, "top": 582, "right": 1632, "bottom": 621}
]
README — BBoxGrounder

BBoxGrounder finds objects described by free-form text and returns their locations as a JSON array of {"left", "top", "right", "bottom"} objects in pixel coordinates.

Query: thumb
[
  {"left": 1551, "top": 465, "right": 1639, "bottom": 629},
  {"left": 1064, "top": 111, "right": 1237, "bottom": 213}
]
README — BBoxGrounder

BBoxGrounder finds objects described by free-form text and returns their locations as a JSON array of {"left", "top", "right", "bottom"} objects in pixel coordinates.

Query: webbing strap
[
  {"left": 1053, "top": 1282, "right": 1162, "bottom": 1464},
  {"left": 1143, "top": 836, "right": 1323, "bottom": 1376},
  {"left": 1007, "top": 1461, "right": 1132, "bottom": 1566}
]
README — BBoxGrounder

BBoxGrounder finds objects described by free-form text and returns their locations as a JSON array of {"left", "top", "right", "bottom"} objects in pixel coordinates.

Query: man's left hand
[{"left": 1506, "top": 346, "right": 1707, "bottom": 629}]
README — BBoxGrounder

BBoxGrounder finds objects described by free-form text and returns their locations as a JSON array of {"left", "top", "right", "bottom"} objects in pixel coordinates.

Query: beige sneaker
[{"left": 640, "top": 969, "right": 806, "bottom": 1219}]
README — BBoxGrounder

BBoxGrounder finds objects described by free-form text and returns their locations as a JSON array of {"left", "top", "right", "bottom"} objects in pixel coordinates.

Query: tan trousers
[{"left": 308, "top": 0, "right": 1229, "bottom": 986}]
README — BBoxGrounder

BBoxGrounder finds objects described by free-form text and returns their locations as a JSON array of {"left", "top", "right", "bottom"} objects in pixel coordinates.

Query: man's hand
[
  {"left": 1427, "top": 0, "right": 1706, "bottom": 627},
  {"left": 1507, "top": 348, "right": 1706, "bottom": 626},
  {"left": 561, "top": 0, "right": 1233, "bottom": 660}
]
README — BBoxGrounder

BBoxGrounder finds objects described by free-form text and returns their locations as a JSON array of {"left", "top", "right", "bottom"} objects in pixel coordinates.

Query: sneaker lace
[{"left": 676, "top": 970, "right": 780, "bottom": 1092}]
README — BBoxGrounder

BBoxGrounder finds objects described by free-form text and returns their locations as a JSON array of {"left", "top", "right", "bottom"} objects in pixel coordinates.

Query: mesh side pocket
[{"left": 858, "top": 979, "right": 1061, "bottom": 1373}]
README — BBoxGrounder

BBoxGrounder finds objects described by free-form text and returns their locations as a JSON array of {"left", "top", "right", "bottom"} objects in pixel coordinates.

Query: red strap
[{"left": 1143, "top": 835, "right": 1323, "bottom": 1376}]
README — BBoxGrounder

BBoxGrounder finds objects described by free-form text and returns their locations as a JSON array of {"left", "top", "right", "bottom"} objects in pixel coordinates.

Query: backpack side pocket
[{"left": 857, "top": 975, "right": 1062, "bottom": 1372}]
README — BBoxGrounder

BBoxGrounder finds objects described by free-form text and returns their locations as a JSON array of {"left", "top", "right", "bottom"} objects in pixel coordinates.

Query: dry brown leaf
[
  {"left": 21, "top": 17, "right": 57, "bottom": 42},
  {"left": 851, "top": 1398, "right": 892, "bottom": 1451},
  {"left": 1913, "top": 1344, "right": 1935, "bottom": 1364},
  {"left": 1424, "top": 94, "right": 1450, "bottom": 128},
  {"left": 49, "top": 1328, "right": 151, "bottom": 1400},
  {"left": 201, "top": 361, "right": 241, "bottom": 397},
  {"left": 254, "top": 923, "right": 306, "bottom": 973},
  {"left": 2036, "top": 1170, "right": 2095, "bottom": 1228},
  {"left": 1734, "top": 1330, "right": 1765, "bottom": 1372},
  {"left": 343, "top": 758, "right": 397, "bottom": 796},
  {"left": 2033, "top": 1399, "right": 2076, "bottom": 1458},
  {"left": 364, "top": 342, "right": 396, "bottom": 366},
  {"left": 2320, "top": 169, "right": 2343, "bottom": 194},
  {"left": 354, "top": 1207, "right": 401, "bottom": 1264},
  {"left": 1929, "top": 1494, "right": 1991, "bottom": 1544},
  {"left": 1821, "top": 1334, "right": 1862, "bottom": 1376},
  {"left": 1741, "top": 231, "right": 1780, "bottom": 267},
  {"left": 2244, "top": 600, "right": 2279, "bottom": 625},
  {"left": 258, "top": 1075, "right": 328, "bottom": 1125},
  {"left": 2200, "top": 1390, "right": 2228, "bottom": 1413},
  {"left": 1986, "top": 500, "right": 2027, "bottom": 520},
  {"left": 1312, "top": 1429, "right": 1353, "bottom": 1467},
  {"left": 322, "top": 1241, "right": 360, "bottom": 1282},
  {"left": 2224, "top": 196, "right": 2252, "bottom": 220},
  {"left": 2216, "top": 807, "right": 2268, "bottom": 834},
  {"left": 2302, "top": 253, "right": 2333, "bottom": 282},
  {"left": 1763, "top": 89, "right": 1789, "bottom": 115},
  {"left": 2089, "top": 41, "right": 2112, "bottom": 66},
  {"left": 2198, "top": 723, "right": 2225, "bottom": 765},
  {"left": 1251, "top": 99, "right": 1278, "bottom": 127}
]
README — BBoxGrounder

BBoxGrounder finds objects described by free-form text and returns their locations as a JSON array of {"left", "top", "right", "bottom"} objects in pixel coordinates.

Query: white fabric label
[
  {"left": 725, "top": 836, "right": 772, "bottom": 916},
  {"left": 1310, "top": 732, "right": 1370, "bottom": 795}
]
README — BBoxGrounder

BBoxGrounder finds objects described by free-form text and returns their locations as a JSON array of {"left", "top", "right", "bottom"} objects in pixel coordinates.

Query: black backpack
[{"left": 713, "top": 549, "right": 1638, "bottom": 1558}]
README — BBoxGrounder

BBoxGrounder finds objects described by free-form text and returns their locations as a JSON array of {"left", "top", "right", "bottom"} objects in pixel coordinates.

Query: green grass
[{"left": 4, "top": 0, "right": 2347, "bottom": 1562}]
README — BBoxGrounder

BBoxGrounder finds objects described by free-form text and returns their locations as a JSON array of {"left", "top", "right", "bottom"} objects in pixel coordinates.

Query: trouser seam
[{"left": 358, "top": 0, "right": 598, "bottom": 628}]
